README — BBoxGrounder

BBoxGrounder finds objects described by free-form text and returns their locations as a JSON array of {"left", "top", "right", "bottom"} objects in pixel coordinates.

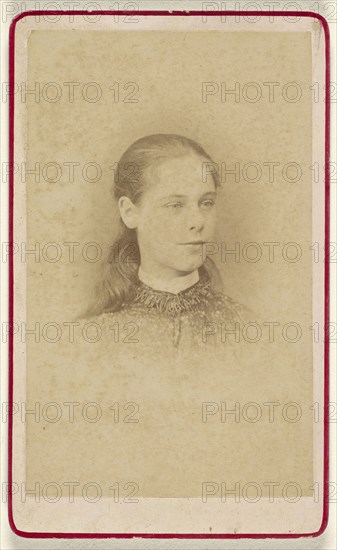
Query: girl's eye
[
  {"left": 164, "top": 200, "right": 215, "bottom": 210},
  {"left": 201, "top": 199, "right": 215, "bottom": 208},
  {"left": 166, "top": 202, "right": 182, "bottom": 209}
]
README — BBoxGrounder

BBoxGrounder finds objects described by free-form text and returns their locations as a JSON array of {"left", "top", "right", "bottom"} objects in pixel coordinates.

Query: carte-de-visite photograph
[{"left": 9, "top": 9, "right": 329, "bottom": 538}]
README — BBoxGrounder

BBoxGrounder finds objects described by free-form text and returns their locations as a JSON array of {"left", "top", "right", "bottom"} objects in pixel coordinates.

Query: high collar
[
  {"left": 138, "top": 266, "right": 200, "bottom": 295},
  {"left": 129, "top": 266, "right": 212, "bottom": 316}
]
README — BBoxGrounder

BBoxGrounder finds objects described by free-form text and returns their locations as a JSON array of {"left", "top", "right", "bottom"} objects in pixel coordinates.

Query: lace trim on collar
[{"left": 125, "top": 268, "right": 212, "bottom": 315}]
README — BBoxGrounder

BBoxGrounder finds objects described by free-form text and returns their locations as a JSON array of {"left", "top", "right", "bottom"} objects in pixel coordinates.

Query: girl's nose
[{"left": 188, "top": 208, "right": 205, "bottom": 231}]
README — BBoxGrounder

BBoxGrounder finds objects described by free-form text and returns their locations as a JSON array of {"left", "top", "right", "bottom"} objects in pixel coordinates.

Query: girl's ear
[{"left": 118, "top": 196, "right": 139, "bottom": 229}]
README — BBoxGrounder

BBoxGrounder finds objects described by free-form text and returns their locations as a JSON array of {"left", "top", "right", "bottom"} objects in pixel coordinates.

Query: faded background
[
  {"left": 24, "top": 30, "right": 314, "bottom": 498},
  {"left": 26, "top": 29, "right": 313, "bottom": 320}
]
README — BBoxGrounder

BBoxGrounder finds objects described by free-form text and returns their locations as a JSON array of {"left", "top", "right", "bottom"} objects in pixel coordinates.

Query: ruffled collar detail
[{"left": 127, "top": 267, "right": 212, "bottom": 316}]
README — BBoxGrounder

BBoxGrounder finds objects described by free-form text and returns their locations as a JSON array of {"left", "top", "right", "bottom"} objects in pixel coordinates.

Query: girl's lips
[{"left": 179, "top": 241, "right": 205, "bottom": 245}]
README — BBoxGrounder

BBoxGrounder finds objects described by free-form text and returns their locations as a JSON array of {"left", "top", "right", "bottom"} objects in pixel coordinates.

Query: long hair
[{"left": 89, "top": 134, "right": 222, "bottom": 315}]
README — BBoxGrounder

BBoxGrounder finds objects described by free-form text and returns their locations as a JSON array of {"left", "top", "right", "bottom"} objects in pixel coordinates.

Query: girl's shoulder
[
  {"left": 210, "top": 290, "right": 255, "bottom": 325},
  {"left": 78, "top": 309, "right": 135, "bottom": 333}
]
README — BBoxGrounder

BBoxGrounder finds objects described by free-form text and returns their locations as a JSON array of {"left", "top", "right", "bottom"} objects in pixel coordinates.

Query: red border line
[{"left": 8, "top": 9, "right": 330, "bottom": 540}]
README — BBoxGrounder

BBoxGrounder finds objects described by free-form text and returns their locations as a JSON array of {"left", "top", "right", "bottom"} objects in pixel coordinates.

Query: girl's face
[{"left": 133, "top": 154, "right": 218, "bottom": 277}]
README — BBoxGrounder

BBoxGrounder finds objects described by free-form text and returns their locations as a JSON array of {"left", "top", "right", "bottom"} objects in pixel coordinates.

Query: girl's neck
[{"left": 138, "top": 265, "right": 199, "bottom": 294}]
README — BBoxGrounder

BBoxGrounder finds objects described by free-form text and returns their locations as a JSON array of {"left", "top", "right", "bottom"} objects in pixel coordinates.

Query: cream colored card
[{"left": 9, "top": 10, "right": 328, "bottom": 537}]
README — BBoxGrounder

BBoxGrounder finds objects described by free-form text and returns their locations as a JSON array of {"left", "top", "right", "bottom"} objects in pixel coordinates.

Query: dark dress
[
  {"left": 89, "top": 265, "right": 248, "bottom": 351},
  {"left": 31, "top": 267, "right": 257, "bottom": 499}
]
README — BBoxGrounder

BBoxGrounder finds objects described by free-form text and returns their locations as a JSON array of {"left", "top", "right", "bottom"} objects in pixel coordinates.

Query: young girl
[{"left": 89, "top": 133, "right": 246, "bottom": 348}]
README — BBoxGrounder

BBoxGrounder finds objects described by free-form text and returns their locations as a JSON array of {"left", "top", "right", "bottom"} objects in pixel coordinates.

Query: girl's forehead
[{"left": 145, "top": 154, "right": 215, "bottom": 194}]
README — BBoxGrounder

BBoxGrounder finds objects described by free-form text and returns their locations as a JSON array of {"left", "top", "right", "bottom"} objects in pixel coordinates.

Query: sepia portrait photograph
[{"left": 5, "top": 2, "right": 332, "bottom": 541}]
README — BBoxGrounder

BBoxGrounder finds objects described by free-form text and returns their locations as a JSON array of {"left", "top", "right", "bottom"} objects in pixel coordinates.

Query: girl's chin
[{"left": 172, "top": 259, "right": 204, "bottom": 273}]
